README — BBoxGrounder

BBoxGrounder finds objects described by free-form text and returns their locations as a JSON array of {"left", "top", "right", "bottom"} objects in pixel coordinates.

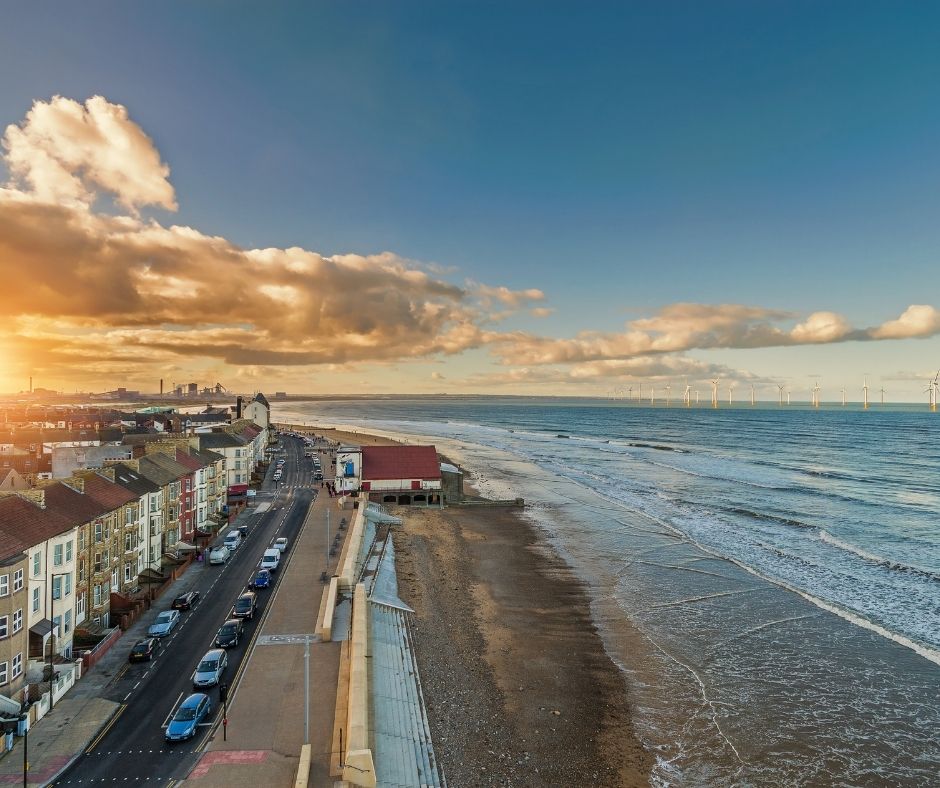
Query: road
[{"left": 53, "top": 434, "right": 319, "bottom": 785}]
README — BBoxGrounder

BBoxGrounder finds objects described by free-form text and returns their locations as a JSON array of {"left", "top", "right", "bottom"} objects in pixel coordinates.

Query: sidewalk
[
  {"left": 0, "top": 529, "right": 217, "bottom": 786},
  {"left": 185, "top": 485, "right": 344, "bottom": 787}
]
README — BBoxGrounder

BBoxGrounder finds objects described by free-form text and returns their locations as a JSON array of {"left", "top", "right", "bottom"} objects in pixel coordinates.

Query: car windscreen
[
  {"left": 156, "top": 613, "right": 172, "bottom": 623},
  {"left": 235, "top": 598, "right": 251, "bottom": 610},
  {"left": 197, "top": 659, "right": 218, "bottom": 672},
  {"left": 175, "top": 707, "right": 198, "bottom": 721},
  {"left": 132, "top": 643, "right": 149, "bottom": 653},
  {"left": 219, "top": 624, "right": 236, "bottom": 635}
]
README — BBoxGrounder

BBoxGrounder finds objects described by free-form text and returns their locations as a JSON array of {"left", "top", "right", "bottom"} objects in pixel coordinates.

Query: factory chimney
[
  {"left": 160, "top": 378, "right": 164, "bottom": 396},
  {"left": 236, "top": 396, "right": 243, "bottom": 420}
]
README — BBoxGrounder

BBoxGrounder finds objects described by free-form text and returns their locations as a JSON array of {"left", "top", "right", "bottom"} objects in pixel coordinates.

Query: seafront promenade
[{"left": 186, "top": 454, "right": 342, "bottom": 786}]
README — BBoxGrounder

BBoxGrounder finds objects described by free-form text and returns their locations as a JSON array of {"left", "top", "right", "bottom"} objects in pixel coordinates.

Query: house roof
[
  {"left": 110, "top": 463, "right": 160, "bottom": 495},
  {"left": 143, "top": 452, "right": 192, "bottom": 479},
  {"left": 174, "top": 449, "right": 208, "bottom": 472},
  {"left": 361, "top": 445, "right": 441, "bottom": 481},
  {"left": 197, "top": 433, "right": 245, "bottom": 450},
  {"left": 253, "top": 392, "right": 270, "bottom": 409},
  {"left": 41, "top": 482, "right": 110, "bottom": 528},
  {"left": 81, "top": 474, "right": 138, "bottom": 509},
  {"left": 137, "top": 455, "right": 184, "bottom": 486}
]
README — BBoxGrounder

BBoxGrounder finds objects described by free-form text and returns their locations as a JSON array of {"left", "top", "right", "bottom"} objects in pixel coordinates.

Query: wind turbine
[
  {"left": 650, "top": 385, "right": 655, "bottom": 405},
  {"left": 812, "top": 380, "right": 821, "bottom": 408},
  {"left": 728, "top": 382, "right": 736, "bottom": 404},
  {"left": 711, "top": 378, "right": 720, "bottom": 409},
  {"left": 777, "top": 384, "right": 785, "bottom": 406},
  {"left": 787, "top": 388, "right": 791, "bottom": 405},
  {"left": 684, "top": 382, "right": 692, "bottom": 407},
  {"left": 750, "top": 384, "right": 756, "bottom": 406},
  {"left": 880, "top": 386, "right": 886, "bottom": 405},
  {"left": 841, "top": 387, "right": 846, "bottom": 406},
  {"left": 695, "top": 389, "right": 700, "bottom": 404},
  {"left": 926, "top": 370, "right": 939, "bottom": 411},
  {"left": 665, "top": 383, "right": 672, "bottom": 406},
  {"left": 863, "top": 377, "right": 869, "bottom": 410}
]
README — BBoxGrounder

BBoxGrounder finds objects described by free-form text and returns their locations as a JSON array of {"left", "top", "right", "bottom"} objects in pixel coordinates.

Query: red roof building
[{"left": 335, "top": 444, "right": 442, "bottom": 505}]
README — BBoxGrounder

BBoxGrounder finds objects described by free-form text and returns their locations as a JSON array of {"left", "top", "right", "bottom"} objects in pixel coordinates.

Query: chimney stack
[
  {"left": 160, "top": 378, "right": 164, "bottom": 396},
  {"left": 236, "top": 396, "right": 243, "bottom": 420}
]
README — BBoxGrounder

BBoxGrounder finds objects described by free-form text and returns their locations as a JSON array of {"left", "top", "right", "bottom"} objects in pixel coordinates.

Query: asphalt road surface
[{"left": 54, "top": 434, "right": 319, "bottom": 785}]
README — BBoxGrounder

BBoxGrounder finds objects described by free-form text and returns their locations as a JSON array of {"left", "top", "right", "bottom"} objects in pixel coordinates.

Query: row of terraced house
[{"left": 0, "top": 396, "right": 271, "bottom": 722}]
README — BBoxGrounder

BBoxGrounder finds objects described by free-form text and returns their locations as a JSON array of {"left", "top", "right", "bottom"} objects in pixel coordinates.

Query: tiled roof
[
  {"left": 110, "top": 463, "right": 160, "bottom": 495},
  {"left": 81, "top": 474, "right": 138, "bottom": 509},
  {"left": 174, "top": 450, "right": 207, "bottom": 472},
  {"left": 361, "top": 445, "right": 441, "bottom": 481},
  {"left": 43, "top": 482, "right": 110, "bottom": 525},
  {"left": 197, "top": 433, "right": 245, "bottom": 449},
  {"left": 253, "top": 392, "right": 270, "bottom": 408},
  {"left": 137, "top": 455, "right": 182, "bottom": 486},
  {"left": 142, "top": 453, "right": 191, "bottom": 480}
]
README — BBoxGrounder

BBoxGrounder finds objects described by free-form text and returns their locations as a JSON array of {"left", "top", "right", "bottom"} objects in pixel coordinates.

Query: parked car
[
  {"left": 128, "top": 637, "right": 157, "bottom": 662},
  {"left": 232, "top": 591, "right": 257, "bottom": 620},
  {"left": 172, "top": 591, "right": 201, "bottom": 610},
  {"left": 237, "top": 524, "right": 249, "bottom": 538},
  {"left": 223, "top": 532, "right": 242, "bottom": 551},
  {"left": 193, "top": 648, "right": 228, "bottom": 688},
  {"left": 147, "top": 610, "right": 181, "bottom": 638},
  {"left": 209, "top": 545, "right": 230, "bottom": 565},
  {"left": 259, "top": 548, "right": 280, "bottom": 573},
  {"left": 251, "top": 569, "right": 271, "bottom": 589},
  {"left": 272, "top": 536, "right": 288, "bottom": 553},
  {"left": 165, "top": 693, "right": 211, "bottom": 742},
  {"left": 214, "top": 618, "right": 245, "bottom": 648}
]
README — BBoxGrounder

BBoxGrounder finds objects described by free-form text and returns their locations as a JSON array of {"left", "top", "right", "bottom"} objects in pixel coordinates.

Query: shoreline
[{"left": 287, "top": 424, "right": 653, "bottom": 785}]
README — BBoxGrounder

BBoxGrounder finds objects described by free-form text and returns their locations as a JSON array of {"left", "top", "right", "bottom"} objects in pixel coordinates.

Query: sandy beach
[{"left": 290, "top": 424, "right": 652, "bottom": 785}]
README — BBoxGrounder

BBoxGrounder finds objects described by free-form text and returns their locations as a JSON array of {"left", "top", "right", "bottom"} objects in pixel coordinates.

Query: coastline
[{"left": 290, "top": 424, "right": 652, "bottom": 785}]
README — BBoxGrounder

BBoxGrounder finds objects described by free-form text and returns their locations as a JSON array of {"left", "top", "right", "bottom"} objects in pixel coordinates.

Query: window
[
  {"left": 52, "top": 615, "right": 61, "bottom": 638},
  {"left": 124, "top": 533, "right": 132, "bottom": 552},
  {"left": 12, "top": 569, "right": 22, "bottom": 593},
  {"left": 125, "top": 507, "right": 133, "bottom": 525},
  {"left": 52, "top": 576, "right": 62, "bottom": 600},
  {"left": 11, "top": 653, "right": 21, "bottom": 680},
  {"left": 93, "top": 585, "right": 101, "bottom": 606},
  {"left": 78, "top": 559, "right": 86, "bottom": 583},
  {"left": 94, "top": 552, "right": 102, "bottom": 573},
  {"left": 0, "top": 616, "right": 7, "bottom": 638},
  {"left": 0, "top": 662, "right": 7, "bottom": 686},
  {"left": 168, "top": 507, "right": 176, "bottom": 520},
  {"left": 185, "top": 478, "right": 191, "bottom": 492},
  {"left": 150, "top": 519, "right": 158, "bottom": 537},
  {"left": 64, "top": 574, "right": 72, "bottom": 596},
  {"left": 65, "top": 540, "right": 73, "bottom": 562},
  {"left": 124, "top": 563, "right": 132, "bottom": 583},
  {"left": 78, "top": 530, "right": 85, "bottom": 552},
  {"left": 32, "top": 587, "right": 40, "bottom": 613},
  {"left": 0, "top": 575, "right": 7, "bottom": 597},
  {"left": 102, "top": 549, "right": 109, "bottom": 566},
  {"left": 32, "top": 552, "right": 41, "bottom": 577},
  {"left": 53, "top": 543, "right": 63, "bottom": 566},
  {"left": 64, "top": 610, "right": 72, "bottom": 634},
  {"left": 12, "top": 609, "right": 22, "bottom": 633},
  {"left": 150, "top": 497, "right": 157, "bottom": 512},
  {"left": 94, "top": 522, "right": 103, "bottom": 542}
]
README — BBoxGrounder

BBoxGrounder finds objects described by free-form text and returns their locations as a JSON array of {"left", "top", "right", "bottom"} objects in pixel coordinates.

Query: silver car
[{"left": 193, "top": 648, "right": 228, "bottom": 688}]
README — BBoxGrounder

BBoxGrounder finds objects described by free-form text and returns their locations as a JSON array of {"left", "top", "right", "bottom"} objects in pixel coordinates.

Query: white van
[
  {"left": 223, "top": 532, "right": 242, "bottom": 551},
  {"left": 259, "top": 548, "right": 280, "bottom": 573}
]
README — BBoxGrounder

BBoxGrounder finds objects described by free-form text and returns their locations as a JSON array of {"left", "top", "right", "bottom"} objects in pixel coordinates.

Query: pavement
[
  {"left": 0, "top": 512, "right": 243, "bottom": 787},
  {"left": 184, "top": 454, "right": 344, "bottom": 787}
]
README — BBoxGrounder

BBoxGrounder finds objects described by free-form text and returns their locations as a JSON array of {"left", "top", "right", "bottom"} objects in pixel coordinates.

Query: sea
[{"left": 272, "top": 397, "right": 939, "bottom": 787}]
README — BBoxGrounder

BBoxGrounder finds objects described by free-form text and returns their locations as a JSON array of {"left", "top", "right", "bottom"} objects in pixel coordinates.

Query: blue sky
[{"left": 2, "top": 2, "right": 940, "bottom": 399}]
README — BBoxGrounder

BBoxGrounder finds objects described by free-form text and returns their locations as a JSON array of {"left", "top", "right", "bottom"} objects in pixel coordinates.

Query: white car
[
  {"left": 259, "top": 548, "right": 280, "bottom": 573},
  {"left": 209, "top": 545, "right": 230, "bottom": 565},
  {"left": 272, "top": 537, "right": 288, "bottom": 553},
  {"left": 223, "top": 532, "right": 241, "bottom": 551}
]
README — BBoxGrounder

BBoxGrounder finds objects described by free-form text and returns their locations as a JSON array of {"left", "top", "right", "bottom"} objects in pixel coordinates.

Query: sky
[{"left": 2, "top": 1, "right": 940, "bottom": 401}]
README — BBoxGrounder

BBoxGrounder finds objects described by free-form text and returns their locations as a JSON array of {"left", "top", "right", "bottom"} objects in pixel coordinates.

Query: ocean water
[{"left": 273, "top": 397, "right": 940, "bottom": 786}]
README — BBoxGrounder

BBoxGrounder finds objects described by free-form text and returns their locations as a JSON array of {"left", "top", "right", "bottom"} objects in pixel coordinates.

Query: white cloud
[{"left": 3, "top": 95, "right": 177, "bottom": 212}]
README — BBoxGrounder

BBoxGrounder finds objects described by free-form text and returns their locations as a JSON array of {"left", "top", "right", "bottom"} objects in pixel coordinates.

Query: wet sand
[{"left": 286, "top": 425, "right": 652, "bottom": 785}]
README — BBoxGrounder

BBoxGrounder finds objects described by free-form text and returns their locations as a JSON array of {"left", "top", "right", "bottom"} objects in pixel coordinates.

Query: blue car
[
  {"left": 165, "top": 693, "right": 211, "bottom": 742},
  {"left": 147, "top": 609, "right": 180, "bottom": 638},
  {"left": 251, "top": 569, "right": 271, "bottom": 589}
]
